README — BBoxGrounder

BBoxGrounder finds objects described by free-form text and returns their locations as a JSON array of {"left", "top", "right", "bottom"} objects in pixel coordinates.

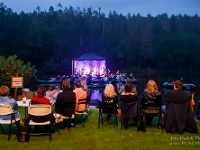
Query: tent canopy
[{"left": 76, "top": 53, "right": 104, "bottom": 60}]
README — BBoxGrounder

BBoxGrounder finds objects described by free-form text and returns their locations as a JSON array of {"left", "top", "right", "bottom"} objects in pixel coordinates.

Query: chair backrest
[
  {"left": 120, "top": 101, "right": 138, "bottom": 117},
  {"left": 28, "top": 104, "right": 51, "bottom": 116},
  {"left": 60, "top": 101, "right": 76, "bottom": 116},
  {"left": 0, "top": 104, "right": 13, "bottom": 115},
  {"left": 99, "top": 101, "right": 117, "bottom": 114},
  {"left": 77, "top": 98, "right": 87, "bottom": 111},
  {"left": 143, "top": 103, "right": 161, "bottom": 113}
]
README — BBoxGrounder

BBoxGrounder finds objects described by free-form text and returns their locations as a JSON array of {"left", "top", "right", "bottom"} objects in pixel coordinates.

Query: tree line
[{"left": 0, "top": 3, "right": 200, "bottom": 76}]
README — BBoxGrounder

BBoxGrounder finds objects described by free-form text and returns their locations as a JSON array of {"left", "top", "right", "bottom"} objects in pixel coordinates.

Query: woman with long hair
[
  {"left": 102, "top": 84, "right": 118, "bottom": 125},
  {"left": 140, "top": 80, "right": 162, "bottom": 125}
]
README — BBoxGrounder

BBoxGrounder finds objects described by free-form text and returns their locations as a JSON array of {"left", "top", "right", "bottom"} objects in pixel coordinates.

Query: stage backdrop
[{"left": 72, "top": 53, "right": 106, "bottom": 76}]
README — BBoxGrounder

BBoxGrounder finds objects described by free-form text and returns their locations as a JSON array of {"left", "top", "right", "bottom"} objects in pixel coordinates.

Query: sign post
[{"left": 11, "top": 74, "right": 23, "bottom": 100}]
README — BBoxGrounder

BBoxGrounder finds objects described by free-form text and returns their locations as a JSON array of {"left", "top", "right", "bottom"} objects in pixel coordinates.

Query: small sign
[{"left": 11, "top": 77, "right": 23, "bottom": 88}]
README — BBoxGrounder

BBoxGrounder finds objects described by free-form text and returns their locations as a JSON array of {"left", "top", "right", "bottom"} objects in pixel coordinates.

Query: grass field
[{"left": 0, "top": 107, "right": 200, "bottom": 150}]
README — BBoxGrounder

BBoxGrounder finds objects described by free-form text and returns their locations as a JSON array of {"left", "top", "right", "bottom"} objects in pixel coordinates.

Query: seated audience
[
  {"left": 118, "top": 78, "right": 137, "bottom": 95},
  {"left": 120, "top": 84, "right": 138, "bottom": 103},
  {"left": 102, "top": 84, "right": 118, "bottom": 125},
  {"left": 0, "top": 86, "right": 24, "bottom": 129},
  {"left": 45, "top": 86, "right": 53, "bottom": 97},
  {"left": 120, "top": 84, "right": 140, "bottom": 129},
  {"left": 140, "top": 80, "right": 162, "bottom": 125},
  {"left": 73, "top": 81, "right": 87, "bottom": 112},
  {"left": 29, "top": 87, "right": 54, "bottom": 131},
  {"left": 161, "top": 80, "right": 190, "bottom": 114},
  {"left": 54, "top": 80, "right": 76, "bottom": 130},
  {"left": 162, "top": 80, "right": 198, "bottom": 133},
  {"left": 31, "top": 87, "right": 51, "bottom": 105},
  {"left": 48, "top": 86, "right": 60, "bottom": 98},
  {"left": 81, "top": 80, "right": 92, "bottom": 102}
]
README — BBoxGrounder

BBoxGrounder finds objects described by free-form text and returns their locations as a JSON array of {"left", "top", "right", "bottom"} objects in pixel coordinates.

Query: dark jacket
[
  {"left": 164, "top": 90, "right": 191, "bottom": 104},
  {"left": 164, "top": 102, "right": 198, "bottom": 134},
  {"left": 140, "top": 91, "right": 162, "bottom": 106},
  {"left": 55, "top": 89, "right": 76, "bottom": 116},
  {"left": 119, "top": 101, "right": 144, "bottom": 131},
  {"left": 140, "top": 91, "right": 162, "bottom": 112}
]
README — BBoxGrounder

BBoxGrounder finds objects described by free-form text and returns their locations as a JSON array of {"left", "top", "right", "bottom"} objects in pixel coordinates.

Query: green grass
[{"left": 0, "top": 107, "right": 200, "bottom": 150}]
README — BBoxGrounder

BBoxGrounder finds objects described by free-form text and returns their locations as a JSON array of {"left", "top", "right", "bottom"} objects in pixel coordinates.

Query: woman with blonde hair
[
  {"left": 102, "top": 84, "right": 118, "bottom": 125},
  {"left": 140, "top": 80, "right": 162, "bottom": 125}
]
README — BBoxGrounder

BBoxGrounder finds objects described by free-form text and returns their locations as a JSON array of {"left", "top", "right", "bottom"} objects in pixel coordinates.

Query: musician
[{"left": 108, "top": 73, "right": 118, "bottom": 93}]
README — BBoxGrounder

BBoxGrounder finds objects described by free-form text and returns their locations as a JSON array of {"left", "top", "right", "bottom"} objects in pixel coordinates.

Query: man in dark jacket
[
  {"left": 161, "top": 80, "right": 190, "bottom": 114},
  {"left": 55, "top": 80, "right": 76, "bottom": 130},
  {"left": 162, "top": 80, "right": 198, "bottom": 133}
]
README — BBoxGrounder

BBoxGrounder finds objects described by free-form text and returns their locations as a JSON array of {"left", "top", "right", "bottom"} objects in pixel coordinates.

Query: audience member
[
  {"left": 162, "top": 80, "right": 198, "bottom": 133},
  {"left": 140, "top": 80, "right": 162, "bottom": 125},
  {"left": 102, "top": 84, "right": 118, "bottom": 125},
  {"left": 73, "top": 81, "right": 87, "bottom": 112},
  {"left": 161, "top": 80, "right": 190, "bottom": 114},
  {"left": 119, "top": 84, "right": 139, "bottom": 129},
  {"left": 49, "top": 86, "right": 60, "bottom": 98},
  {"left": 46, "top": 86, "right": 53, "bottom": 97},
  {"left": 29, "top": 87, "right": 54, "bottom": 131},
  {"left": 81, "top": 80, "right": 92, "bottom": 101},
  {"left": 54, "top": 80, "right": 76, "bottom": 130},
  {"left": 0, "top": 86, "right": 24, "bottom": 129},
  {"left": 118, "top": 78, "right": 137, "bottom": 95}
]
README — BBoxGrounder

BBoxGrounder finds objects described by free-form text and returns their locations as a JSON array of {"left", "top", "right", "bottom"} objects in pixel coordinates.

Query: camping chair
[
  {"left": 141, "top": 103, "right": 163, "bottom": 132},
  {"left": 0, "top": 104, "right": 21, "bottom": 141},
  {"left": 75, "top": 98, "right": 88, "bottom": 127},
  {"left": 26, "top": 104, "right": 52, "bottom": 142},
  {"left": 53, "top": 101, "right": 76, "bottom": 132},
  {"left": 98, "top": 101, "right": 118, "bottom": 128}
]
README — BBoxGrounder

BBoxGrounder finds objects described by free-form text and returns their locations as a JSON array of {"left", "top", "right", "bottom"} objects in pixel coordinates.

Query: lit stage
[{"left": 72, "top": 53, "right": 106, "bottom": 76}]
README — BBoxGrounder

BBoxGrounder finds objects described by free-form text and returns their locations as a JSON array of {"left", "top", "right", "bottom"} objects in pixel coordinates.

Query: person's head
[
  {"left": 125, "top": 83, "right": 133, "bottom": 93},
  {"left": 55, "top": 86, "right": 60, "bottom": 90},
  {"left": 0, "top": 86, "right": 9, "bottom": 96},
  {"left": 81, "top": 80, "right": 87, "bottom": 90},
  {"left": 37, "top": 87, "right": 46, "bottom": 97},
  {"left": 104, "top": 84, "right": 116, "bottom": 97},
  {"left": 81, "top": 80, "right": 87, "bottom": 86},
  {"left": 144, "top": 80, "right": 159, "bottom": 93},
  {"left": 48, "top": 86, "right": 53, "bottom": 91},
  {"left": 62, "top": 80, "right": 71, "bottom": 89},
  {"left": 174, "top": 80, "right": 183, "bottom": 90},
  {"left": 126, "top": 78, "right": 132, "bottom": 84},
  {"left": 75, "top": 81, "right": 82, "bottom": 88}
]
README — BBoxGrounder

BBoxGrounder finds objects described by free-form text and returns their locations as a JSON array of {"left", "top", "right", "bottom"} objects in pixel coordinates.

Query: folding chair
[
  {"left": 0, "top": 104, "right": 20, "bottom": 141},
  {"left": 53, "top": 101, "right": 76, "bottom": 132},
  {"left": 75, "top": 98, "right": 88, "bottom": 127},
  {"left": 98, "top": 101, "right": 118, "bottom": 128},
  {"left": 26, "top": 104, "right": 52, "bottom": 142},
  {"left": 141, "top": 103, "right": 163, "bottom": 132}
]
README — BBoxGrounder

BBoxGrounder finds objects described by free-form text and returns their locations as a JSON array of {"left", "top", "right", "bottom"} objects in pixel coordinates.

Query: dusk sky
[{"left": 1, "top": 0, "right": 200, "bottom": 17}]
